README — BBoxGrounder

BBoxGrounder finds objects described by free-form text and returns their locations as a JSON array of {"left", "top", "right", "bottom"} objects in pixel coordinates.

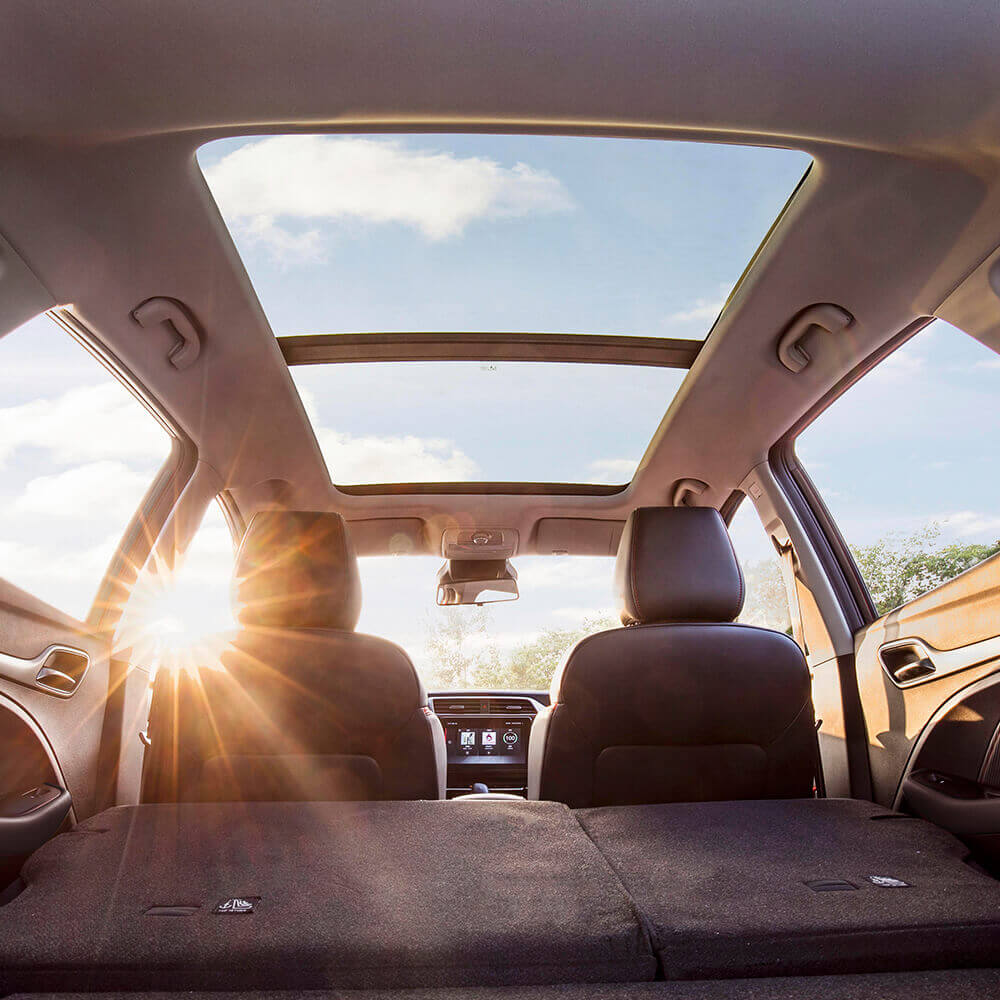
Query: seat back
[
  {"left": 143, "top": 510, "right": 444, "bottom": 802},
  {"left": 529, "top": 506, "right": 816, "bottom": 807}
]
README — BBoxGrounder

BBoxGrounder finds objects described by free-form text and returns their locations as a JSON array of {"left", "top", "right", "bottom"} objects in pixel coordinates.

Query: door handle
[
  {"left": 879, "top": 639, "right": 937, "bottom": 686},
  {"left": 0, "top": 644, "right": 90, "bottom": 698}
]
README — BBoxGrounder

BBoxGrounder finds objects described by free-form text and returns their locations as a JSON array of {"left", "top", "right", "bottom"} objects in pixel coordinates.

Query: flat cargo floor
[
  {"left": 3, "top": 797, "right": 1000, "bottom": 991},
  {"left": 0, "top": 800, "right": 654, "bottom": 991},
  {"left": 577, "top": 797, "right": 1000, "bottom": 979}
]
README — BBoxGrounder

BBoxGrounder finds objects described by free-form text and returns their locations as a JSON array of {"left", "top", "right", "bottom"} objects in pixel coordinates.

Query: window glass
[
  {"left": 292, "top": 361, "right": 686, "bottom": 485},
  {"left": 0, "top": 313, "right": 173, "bottom": 619},
  {"left": 796, "top": 319, "right": 1000, "bottom": 616},
  {"left": 357, "top": 554, "right": 616, "bottom": 691},
  {"left": 122, "top": 498, "right": 237, "bottom": 673},
  {"left": 199, "top": 134, "right": 809, "bottom": 341},
  {"left": 728, "top": 499, "right": 792, "bottom": 635}
]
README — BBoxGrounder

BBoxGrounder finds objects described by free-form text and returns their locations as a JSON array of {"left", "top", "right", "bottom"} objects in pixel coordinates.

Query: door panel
[
  {"left": 0, "top": 578, "right": 111, "bottom": 821},
  {"left": 854, "top": 552, "right": 1000, "bottom": 806}
]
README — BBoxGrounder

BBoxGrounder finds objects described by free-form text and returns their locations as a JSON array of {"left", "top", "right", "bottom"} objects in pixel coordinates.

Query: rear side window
[
  {"left": 124, "top": 497, "right": 237, "bottom": 674},
  {"left": 0, "top": 313, "right": 173, "bottom": 620},
  {"left": 729, "top": 499, "right": 792, "bottom": 635},
  {"left": 796, "top": 319, "right": 1000, "bottom": 616}
]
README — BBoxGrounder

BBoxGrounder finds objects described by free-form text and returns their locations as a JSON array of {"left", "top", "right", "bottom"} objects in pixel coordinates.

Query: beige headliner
[{"left": 2, "top": 1, "right": 1000, "bottom": 556}]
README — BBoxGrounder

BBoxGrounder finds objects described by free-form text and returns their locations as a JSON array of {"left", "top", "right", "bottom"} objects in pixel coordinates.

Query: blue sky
[
  {"left": 797, "top": 319, "right": 1000, "bottom": 552},
  {"left": 198, "top": 134, "right": 810, "bottom": 337}
]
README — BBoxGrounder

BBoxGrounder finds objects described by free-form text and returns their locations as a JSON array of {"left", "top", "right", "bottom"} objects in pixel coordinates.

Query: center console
[{"left": 429, "top": 693, "right": 545, "bottom": 798}]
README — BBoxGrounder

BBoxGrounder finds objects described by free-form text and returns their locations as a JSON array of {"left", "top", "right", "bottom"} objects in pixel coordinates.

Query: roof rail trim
[{"left": 279, "top": 332, "right": 700, "bottom": 368}]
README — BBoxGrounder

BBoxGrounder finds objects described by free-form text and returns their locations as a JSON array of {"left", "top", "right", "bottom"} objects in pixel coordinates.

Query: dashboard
[{"left": 428, "top": 692, "right": 548, "bottom": 798}]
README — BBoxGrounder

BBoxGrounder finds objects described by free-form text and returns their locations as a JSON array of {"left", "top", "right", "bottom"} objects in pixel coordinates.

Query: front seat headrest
[
  {"left": 613, "top": 506, "right": 744, "bottom": 625},
  {"left": 234, "top": 510, "right": 362, "bottom": 630}
]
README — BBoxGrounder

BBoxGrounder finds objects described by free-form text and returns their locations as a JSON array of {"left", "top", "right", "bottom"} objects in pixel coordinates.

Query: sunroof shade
[
  {"left": 198, "top": 134, "right": 810, "bottom": 339},
  {"left": 290, "top": 361, "right": 685, "bottom": 485}
]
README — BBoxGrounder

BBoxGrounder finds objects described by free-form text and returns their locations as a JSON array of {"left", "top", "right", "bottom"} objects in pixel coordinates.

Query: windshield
[
  {"left": 357, "top": 554, "right": 616, "bottom": 691},
  {"left": 355, "top": 502, "right": 789, "bottom": 691}
]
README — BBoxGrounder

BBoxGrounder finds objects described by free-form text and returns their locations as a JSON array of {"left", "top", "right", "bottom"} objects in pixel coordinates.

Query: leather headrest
[
  {"left": 234, "top": 510, "right": 362, "bottom": 630},
  {"left": 613, "top": 506, "right": 744, "bottom": 625}
]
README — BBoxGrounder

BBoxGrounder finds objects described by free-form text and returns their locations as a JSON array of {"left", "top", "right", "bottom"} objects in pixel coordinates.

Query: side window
[
  {"left": 796, "top": 319, "right": 1000, "bottom": 616},
  {"left": 0, "top": 313, "right": 173, "bottom": 620},
  {"left": 728, "top": 499, "right": 792, "bottom": 635},
  {"left": 125, "top": 498, "right": 237, "bottom": 673}
]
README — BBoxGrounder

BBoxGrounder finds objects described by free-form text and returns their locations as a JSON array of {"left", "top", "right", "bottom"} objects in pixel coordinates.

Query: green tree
[
  {"left": 850, "top": 523, "right": 1000, "bottom": 616},
  {"left": 474, "top": 614, "right": 619, "bottom": 690},
  {"left": 423, "top": 610, "right": 618, "bottom": 691},
  {"left": 422, "top": 606, "right": 501, "bottom": 689},
  {"left": 738, "top": 556, "right": 791, "bottom": 632}
]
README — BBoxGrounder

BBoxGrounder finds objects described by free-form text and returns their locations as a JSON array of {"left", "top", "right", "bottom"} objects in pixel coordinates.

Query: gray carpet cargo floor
[
  {"left": 0, "top": 800, "right": 654, "bottom": 991},
  {"left": 576, "top": 797, "right": 1000, "bottom": 979},
  {"left": 4, "top": 797, "right": 1000, "bottom": 991}
]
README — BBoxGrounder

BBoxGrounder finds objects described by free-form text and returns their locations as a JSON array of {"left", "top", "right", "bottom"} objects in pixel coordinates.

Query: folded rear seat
[
  {"left": 0, "top": 800, "right": 654, "bottom": 992},
  {"left": 577, "top": 797, "right": 1000, "bottom": 979}
]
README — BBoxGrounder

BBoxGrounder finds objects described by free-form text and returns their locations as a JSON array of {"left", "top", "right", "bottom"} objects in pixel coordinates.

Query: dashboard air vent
[
  {"left": 431, "top": 699, "right": 484, "bottom": 715},
  {"left": 488, "top": 698, "right": 533, "bottom": 714}
]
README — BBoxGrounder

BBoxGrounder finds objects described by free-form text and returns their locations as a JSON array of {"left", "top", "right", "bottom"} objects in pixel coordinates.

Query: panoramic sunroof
[
  {"left": 198, "top": 134, "right": 810, "bottom": 339},
  {"left": 289, "top": 361, "right": 686, "bottom": 486}
]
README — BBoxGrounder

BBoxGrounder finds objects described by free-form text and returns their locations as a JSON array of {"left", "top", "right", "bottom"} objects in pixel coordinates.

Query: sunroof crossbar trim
[{"left": 279, "top": 332, "right": 700, "bottom": 368}]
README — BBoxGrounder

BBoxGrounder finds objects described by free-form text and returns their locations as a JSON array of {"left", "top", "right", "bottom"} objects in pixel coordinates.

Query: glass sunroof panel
[
  {"left": 199, "top": 134, "right": 810, "bottom": 339},
  {"left": 290, "top": 361, "right": 685, "bottom": 485}
]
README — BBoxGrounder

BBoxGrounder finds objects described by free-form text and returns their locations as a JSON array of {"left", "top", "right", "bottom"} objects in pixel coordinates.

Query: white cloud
[
  {"left": 295, "top": 383, "right": 479, "bottom": 483},
  {"left": 13, "top": 460, "right": 153, "bottom": 522},
  {"left": 867, "top": 344, "right": 927, "bottom": 384},
  {"left": 588, "top": 457, "right": 638, "bottom": 482},
  {"left": 0, "top": 534, "right": 117, "bottom": 585},
  {"left": 0, "top": 383, "right": 167, "bottom": 469},
  {"left": 316, "top": 427, "right": 479, "bottom": 484},
  {"left": 0, "top": 531, "right": 124, "bottom": 619},
  {"left": 204, "top": 135, "right": 574, "bottom": 257},
  {"left": 669, "top": 297, "right": 725, "bottom": 323},
  {"left": 936, "top": 510, "right": 1000, "bottom": 540},
  {"left": 552, "top": 605, "right": 616, "bottom": 623},
  {"left": 517, "top": 556, "right": 612, "bottom": 592}
]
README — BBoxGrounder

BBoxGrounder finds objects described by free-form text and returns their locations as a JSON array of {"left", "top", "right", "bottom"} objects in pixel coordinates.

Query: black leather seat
[
  {"left": 143, "top": 510, "right": 445, "bottom": 802},
  {"left": 528, "top": 506, "right": 816, "bottom": 807}
]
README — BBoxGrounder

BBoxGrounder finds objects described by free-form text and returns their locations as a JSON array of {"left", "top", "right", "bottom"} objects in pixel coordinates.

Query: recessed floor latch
[{"left": 804, "top": 878, "right": 858, "bottom": 892}]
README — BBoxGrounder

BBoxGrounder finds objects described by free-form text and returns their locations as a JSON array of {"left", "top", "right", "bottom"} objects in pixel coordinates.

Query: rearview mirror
[{"left": 436, "top": 559, "right": 519, "bottom": 606}]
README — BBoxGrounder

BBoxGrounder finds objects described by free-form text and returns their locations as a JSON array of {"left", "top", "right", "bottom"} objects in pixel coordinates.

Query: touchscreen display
[{"left": 444, "top": 717, "right": 528, "bottom": 764}]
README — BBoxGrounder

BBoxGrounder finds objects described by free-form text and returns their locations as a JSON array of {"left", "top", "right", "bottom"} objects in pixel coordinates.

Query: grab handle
[{"left": 132, "top": 297, "right": 203, "bottom": 370}]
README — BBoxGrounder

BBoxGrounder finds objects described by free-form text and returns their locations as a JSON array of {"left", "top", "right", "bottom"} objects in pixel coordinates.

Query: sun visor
[
  {"left": 533, "top": 518, "right": 624, "bottom": 556},
  {"left": 936, "top": 245, "right": 1000, "bottom": 356},
  {"left": 0, "top": 231, "right": 56, "bottom": 339},
  {"left": 347, "top": 517, "right": 429, "bottom": 556}
]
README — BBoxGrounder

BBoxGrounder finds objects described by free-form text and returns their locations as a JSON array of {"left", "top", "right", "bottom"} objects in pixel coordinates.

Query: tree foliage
[
  {"left": 739, "top": 557, "right": 791, "bottom": 632},
  {"left": 850, "top": 523, "right": 1000, "bottom": 616},
  {"left": 422, "top": 610, "right": 617, "bottom": 691},
  {"left": 422, "top": 606, "right": 501, "bottom": 689}
]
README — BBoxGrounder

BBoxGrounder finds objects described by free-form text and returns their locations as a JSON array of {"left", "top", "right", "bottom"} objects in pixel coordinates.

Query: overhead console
[{"left": 429, "top": 693, "right": 544, "bottom": 798}]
